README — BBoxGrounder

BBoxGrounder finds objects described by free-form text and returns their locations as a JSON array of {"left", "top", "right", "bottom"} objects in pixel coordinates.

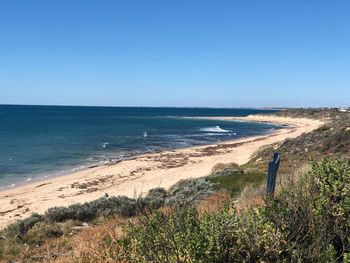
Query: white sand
[{"left": 0, "top": 115, "right": 324, "bottom": 229}]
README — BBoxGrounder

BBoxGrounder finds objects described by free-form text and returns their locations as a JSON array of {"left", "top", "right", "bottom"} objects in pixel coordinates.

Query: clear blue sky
[{"left": 0, "top": 1, "right": 349, "bottom": 108}]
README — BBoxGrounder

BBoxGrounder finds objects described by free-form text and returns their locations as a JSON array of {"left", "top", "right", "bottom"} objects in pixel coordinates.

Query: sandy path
[{"left": 0, "top": 115, "right": 324, "bottom": 229}]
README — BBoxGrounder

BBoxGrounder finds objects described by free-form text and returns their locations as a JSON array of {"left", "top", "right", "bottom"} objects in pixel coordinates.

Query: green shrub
[
  {"left": 311, "top": 157, "right": 350, "bottom": 219},
  {"left": 262, "top": 157, "right": 350, "bottom": 262},
  {"left": 0, "top": 213, "right": 44, "bottom": 258},
  {"left": 144, "top": 187, "right": 167, "bottom": 209},
  {"left": 316, "top": 124, "right": 331, "bottom": 132},
  {"left": 115, "top": 157, "right": 350, "bottom": 262},
  {"left": 5, "top": 213, "right": 44, "bottom": 239},
  {"left": 323, "top": 130, "right": 350, "bottom": 153},
  {"left": 165, "top": 178, "right": 214, "bottom": 205},
  {"left": 45, "top": 196, "right": 141, "bottom": 222},
  {"left": 121, "top": 204, "right": 239, "bottom": 263},
  {"left": 208, "top": 170, "right": 265, "bottom": 196},
  {"left": 310, "top": 158, "right": 350, "bottom": 256},
  {"left": 25, "top": 221, "right": 63, "bottom": 245},
  {"left": 0, "top": 235, "right": 22, "bottom": 259},
  {"left": 235, "top": 209, "right": 281, "bottom": 262}
]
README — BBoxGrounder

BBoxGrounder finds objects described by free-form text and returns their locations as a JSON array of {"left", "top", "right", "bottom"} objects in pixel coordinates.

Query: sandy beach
[{"left": 0, "top": 115, "right": 324, "bottom": 229}]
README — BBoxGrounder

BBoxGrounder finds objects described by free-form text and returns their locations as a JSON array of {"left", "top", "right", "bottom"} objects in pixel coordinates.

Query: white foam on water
[
  {"left": 143, "top": 131, "right": 148, "bottom": 139},
  {"left": 200, "top": 126, "right": 230, "bottom": 133},
  {"left": 204, "top": 133, "right": 228, "bottom": 136},
  {"left": 102, "top": 142, "right": 109, "bottom": 148}
]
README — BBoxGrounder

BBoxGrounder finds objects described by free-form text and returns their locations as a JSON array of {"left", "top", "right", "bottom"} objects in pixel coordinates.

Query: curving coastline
[{"left": 0, "top": 115, "right": 324, "bottom": 229}]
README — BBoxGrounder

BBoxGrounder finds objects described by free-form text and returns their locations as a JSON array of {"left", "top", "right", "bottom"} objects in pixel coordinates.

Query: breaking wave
[{"left": 200, "top": 126, "right": 230, "bottom": 133}]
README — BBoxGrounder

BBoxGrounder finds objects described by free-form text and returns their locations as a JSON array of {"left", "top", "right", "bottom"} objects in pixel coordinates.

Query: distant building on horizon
[{"left": 338, "top": 107, "right": 349, "bottom": 112}]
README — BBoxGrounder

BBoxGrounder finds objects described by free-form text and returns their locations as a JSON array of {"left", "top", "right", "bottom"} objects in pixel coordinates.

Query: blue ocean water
[{"left": 0, "top": 105, "right": 278, "bottom": 188}]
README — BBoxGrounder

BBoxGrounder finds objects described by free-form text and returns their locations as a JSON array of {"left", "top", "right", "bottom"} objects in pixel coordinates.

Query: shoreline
[
  {"left": 0, "top": 117, "right": 280, "bottom": 192},
  {"left": 0, "top": 115, "right": 324, "bottom": 229}
]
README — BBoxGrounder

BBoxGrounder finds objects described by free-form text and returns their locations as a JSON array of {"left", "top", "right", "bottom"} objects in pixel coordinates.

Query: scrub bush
[
  {"left": 114, "top": 157, "right": 350, "bottom": 262},
  {"left": 165, "top": 178, "right": 214, "bottom": 205}
]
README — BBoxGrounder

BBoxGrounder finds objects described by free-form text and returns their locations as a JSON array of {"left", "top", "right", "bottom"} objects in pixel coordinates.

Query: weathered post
[{"left": 266, "top": 153, "right": 281, "bottom": 197}]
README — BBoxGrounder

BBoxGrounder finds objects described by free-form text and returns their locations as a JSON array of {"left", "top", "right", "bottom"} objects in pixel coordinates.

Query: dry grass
[
  {"left": 235, "top": 185, "right": 265, "bottom": 212},
  {"left": 211, "top": 162, "right": 240, "bottom": 173},
  {"left": 51, "top": 194, "right": 232, "bottom": 262},
  {"left": 235, "top": 163, "right": 310, "bottom": 212},
  {"left": 55, "top": 217, "right": 126, "bottom": 263},
  {"left": 197, "top": 192, "right": 231, "bottom": 215}
]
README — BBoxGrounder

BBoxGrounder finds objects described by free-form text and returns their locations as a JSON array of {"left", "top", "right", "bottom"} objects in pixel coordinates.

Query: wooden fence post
[{"left": 266, "top": 153, "right": 281, "bottom": 197}]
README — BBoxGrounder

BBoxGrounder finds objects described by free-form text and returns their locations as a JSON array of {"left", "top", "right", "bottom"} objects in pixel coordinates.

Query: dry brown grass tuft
[
  {"left": 197, "top": 192, "right": 231, "bottom": 215},
  {"left": 235, "top": 185, "right": 265, "bottom": 212},
  {"left": 51, "top": 217, "right": 127, "bottom": 263},
  {"left": 157, "top": 205, "right": 173, "bottom": 216}
]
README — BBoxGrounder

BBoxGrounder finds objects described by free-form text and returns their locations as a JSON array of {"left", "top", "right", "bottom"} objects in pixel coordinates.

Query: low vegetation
[
  {"left": 64, "top": 157, "right": 350, "bottom": 263},
  {"left": 0, "top": 163, "right": 261, "bottom": 261},
  {"left": 2, "top": 157, "right": 350, "bottom": 262},
  {"left": 208, "top": 164, "right": 266, "bottom": 196}
]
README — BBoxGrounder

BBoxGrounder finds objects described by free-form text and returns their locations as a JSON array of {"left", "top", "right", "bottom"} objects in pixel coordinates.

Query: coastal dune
[{"left": 0, "top": 115, "right": 324, "bottom": 229}]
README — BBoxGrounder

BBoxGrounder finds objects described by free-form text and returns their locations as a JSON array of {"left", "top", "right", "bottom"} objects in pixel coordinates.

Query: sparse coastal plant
[
  {"left": 110, "top": 157, "right": 350, "bottom": 263},
  {"left": 118, "top": 204, "right": 240, "bottom": 263},
  {"left": 143, "top": 187, "right": 167, "bottom": 209},
  {"left": 45, "top": 196, "right": 142, "bottom": 222},
  {"left": 0, "top": 179, "right": 215, "bottom": 260},
  {"left": 164, "top": 178, "right": 215, "bottom": 205},
  {"left": 1, "top": 157, "right": 350, "bottom": 262},
  {"left": 208, "top": 168, "right": 266, "bottom": 196}
]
